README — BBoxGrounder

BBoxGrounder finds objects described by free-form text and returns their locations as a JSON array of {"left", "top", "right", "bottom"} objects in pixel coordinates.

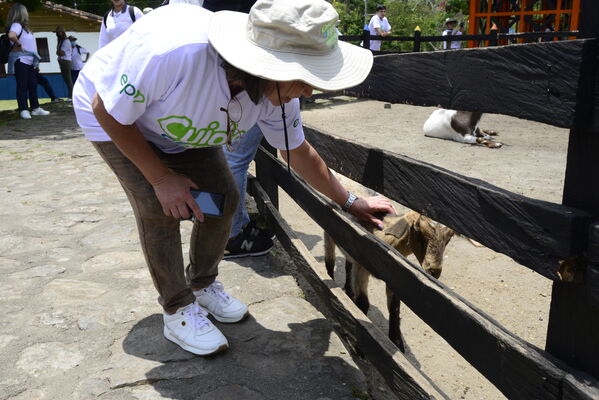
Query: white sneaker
[
  {"left": 31, "top": 107, "right": 50, "bottom": 116},
  {"left": 194, "top": 281, "right": 249, "bottom": 323},
  {"left": 163, "top": 302, "right": 228, "bottom": 355},
  {"left": 20, "top": 110, "right": 31, "bottom": 119}
]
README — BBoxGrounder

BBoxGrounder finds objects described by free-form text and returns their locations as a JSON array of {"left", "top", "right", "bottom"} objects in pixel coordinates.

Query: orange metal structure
[{"left": 467, "top": 0, "right": 581, "bottom": 40}]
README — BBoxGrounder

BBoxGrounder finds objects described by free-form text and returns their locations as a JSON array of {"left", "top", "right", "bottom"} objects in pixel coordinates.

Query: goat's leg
[
  {"left": 386, "top": 285, "right": 406, "bottom": 352},
  {"left": 344, "top": 260, "right": 354, "bottom": 300},
  {"left": 323, "top": 232, "right": 336, "bottom": 279},
  {"left": 351, "top": 263, "right": 370, "bottom": 314}
]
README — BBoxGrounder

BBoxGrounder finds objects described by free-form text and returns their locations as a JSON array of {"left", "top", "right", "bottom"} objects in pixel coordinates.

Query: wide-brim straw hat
[{"left": 208, "top": 0, "right": 373, "bottom": 91}]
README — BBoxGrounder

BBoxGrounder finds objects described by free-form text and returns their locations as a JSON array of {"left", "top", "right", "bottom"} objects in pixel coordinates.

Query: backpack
[
  {"left": 0, "top": 29, "right": 22, "bottom": 64},
  {"left": 103, "top": 4, "right": 136, "bottom": 28}
]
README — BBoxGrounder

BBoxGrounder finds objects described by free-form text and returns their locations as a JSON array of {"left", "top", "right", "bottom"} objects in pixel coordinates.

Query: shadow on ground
[{"left": 120, "top": 313, "right": 365, "bottom": 400}]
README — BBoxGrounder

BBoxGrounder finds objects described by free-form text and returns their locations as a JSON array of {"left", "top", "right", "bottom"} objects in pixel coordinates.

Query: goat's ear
[{"left": 385, "top": 217, "right": 410, "bottom": 239}]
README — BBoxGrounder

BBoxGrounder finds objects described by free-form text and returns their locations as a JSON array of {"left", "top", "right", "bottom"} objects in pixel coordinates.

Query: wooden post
[
  {"left": 489, "top": 28, "right": 498, "bottom": 46},
  {"left": 362, "top": 28, "right": 370, "bottom": 50},
  {"left": 254, "top": 139, "right": 279, "bottom": 209},
  {"left": 413, "top": 27, "right": 421, "bottom": 52},
  {"left": 546, "top": 0, "right": 599, "bottom": 379}
]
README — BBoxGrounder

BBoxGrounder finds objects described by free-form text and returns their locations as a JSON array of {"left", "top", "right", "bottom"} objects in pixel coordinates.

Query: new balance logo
[{"left": 240, "top": 240, "right": 253, "bottom": 251}]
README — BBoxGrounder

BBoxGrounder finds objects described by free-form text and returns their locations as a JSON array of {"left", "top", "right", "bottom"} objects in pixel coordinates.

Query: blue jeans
[{"left": 224, "top": 124, "right": 264, "bottom": 238}]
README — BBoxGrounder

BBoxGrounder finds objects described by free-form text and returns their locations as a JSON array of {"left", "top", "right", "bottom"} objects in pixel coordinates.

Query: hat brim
[{"left": 208, "top": 11, "right": 373, "bottom": 92}]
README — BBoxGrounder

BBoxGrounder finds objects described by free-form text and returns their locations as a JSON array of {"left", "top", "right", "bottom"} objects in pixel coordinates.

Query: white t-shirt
[
  {"left": 442, "top": 29, "right": 462, "bottom": 49},
  {"left": 9, "top": 23, "right": 36, "bottom": 65},
  {"left": 98, "top": 5, "right": 143, "bottom": 48},
  {"left": 71, "top": 45, "right": 89, "bottom": 70},
  {"left": 73, "top": 4, "right": 304, "bottom": 154},
  {"left": 368, "top": 15, "right": 391, "bottom": 51},
  {"left": 58, "top": 38, "right": 72, "bottom": 61}
]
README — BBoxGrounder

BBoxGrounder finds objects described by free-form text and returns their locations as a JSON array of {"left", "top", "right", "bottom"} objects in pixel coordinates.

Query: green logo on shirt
[
  {"left": 119, "top": 74, "right": 145, "bottom": 103},
  {"left": 157, "top": 116, "right": 245, "bottom": 147}
]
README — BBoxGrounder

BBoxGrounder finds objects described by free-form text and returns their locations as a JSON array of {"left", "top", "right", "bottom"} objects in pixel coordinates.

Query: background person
[
  {"left": 69, "top": 35, "right": 89, "bottom": 84},
  {"left": 442, "top": 17, "right": 463, "bottom": 49},
  {"left": 73, "top": 0, "right": 393, "bottom": 357},
  {"left": 6, "top": 3, "right": 50, "bottom": 119},
  {"left": 202, "top": 0, "right": 273, "bottom": 259},
  {"left": 367, "top": 4, "right": 391, "bottom": 51},
  {"left": 55, "top": 25, "right": 73, "bottom": 101},
  {"left": 35, "top": 68, "right": 62, "bottom": 102},
  {"left": 98, "top": 0, "right": 143, "bottom": 48}
]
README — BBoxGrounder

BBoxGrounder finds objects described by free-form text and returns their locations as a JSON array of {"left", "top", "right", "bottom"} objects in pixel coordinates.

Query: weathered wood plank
[
  {"left": 254, "top": 147, "right": 599, "bottom": 399},
  {"left": 248, "top": 176, "right": 448, "bottom": 400},
  {"left": 547, "top": 10, "right": 599, "bottom": 379},
  {"left": 344, "top": 39, "right": 597, "bottom": 129},
  {"left": 562, "top": 373, "right": 599, "bottom": 400},
  {"left": 303, "top": 125, "right": 590, "bottom": 280}
]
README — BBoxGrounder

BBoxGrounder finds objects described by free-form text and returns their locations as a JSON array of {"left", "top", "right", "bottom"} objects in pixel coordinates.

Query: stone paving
[{"left": 0, "top": 103, "right": 372, "bottom": 400}]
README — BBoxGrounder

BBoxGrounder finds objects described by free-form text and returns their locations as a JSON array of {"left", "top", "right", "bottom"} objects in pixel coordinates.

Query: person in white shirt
[
  {"left": 442, "top": 18, "right": 463, "bottom": 50},
  {"left": 368, "top": 4, "right": 392, "bottom": 51},
  {"left": 68, "top": 36, "right": 89, "bottom": 84},
  {"left": 98, "top": 0, "right": 143, "bottom": 48},
  {"left": 73, "top": 0, "right": 394, "bottom": 357},
  {"left": 55, "top": 25, "right": 73, "bottom": 100},
  {"left": 6, "top": 3, "right": 50, "bottom": 119}
]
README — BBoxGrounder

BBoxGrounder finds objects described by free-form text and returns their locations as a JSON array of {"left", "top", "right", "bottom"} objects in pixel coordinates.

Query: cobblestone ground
[{"left": 0, "top": 103, "right": 371, "bottom": 400}]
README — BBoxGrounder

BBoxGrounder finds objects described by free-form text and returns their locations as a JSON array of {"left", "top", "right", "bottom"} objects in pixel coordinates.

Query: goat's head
[{"left": 411, "top": 214, "right": 454, "bottom": 279}]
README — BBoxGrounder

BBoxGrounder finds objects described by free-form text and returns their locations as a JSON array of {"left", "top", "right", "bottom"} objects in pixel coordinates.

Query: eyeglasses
[{"left": 220, "top": 96, "right": 243, "bottom": 151}]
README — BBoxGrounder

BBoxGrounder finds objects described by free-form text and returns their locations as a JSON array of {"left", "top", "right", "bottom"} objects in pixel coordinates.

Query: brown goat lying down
[{"left": 324, "top": 211, "right": 454, "bottom": 352}]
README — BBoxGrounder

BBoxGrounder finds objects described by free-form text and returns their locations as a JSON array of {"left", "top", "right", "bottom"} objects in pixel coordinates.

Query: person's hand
[
  {"left": 14, "top": 43, "right": 22, "bottom": 51},
  {"left": 347, "top": 195, "right": 396, "bottom": 229},
  {"left": 151, "top": 171, "right": 204, "bottom": 221}
]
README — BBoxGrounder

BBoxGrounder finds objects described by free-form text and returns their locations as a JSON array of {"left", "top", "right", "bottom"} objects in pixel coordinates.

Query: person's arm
[
  {"left": 91, "top": 93, "right": 204, "bottom": 221},
  {"left": 283, "top": 140, "right": 396, "bottom": 228},
  {"left": 99, "top": 17, "right": 109, "bottom": 48},
  {"left": 8, "top": 26, "right": 22, "bottom": 51},
  {"left": 56, "top": 40, "right": 65, "bottom": 56}
]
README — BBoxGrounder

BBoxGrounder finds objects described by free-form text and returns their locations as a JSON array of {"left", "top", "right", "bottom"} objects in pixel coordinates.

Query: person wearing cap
[
  {"left": 99, "top": 0, "right": 143, "bottom": 48},
  {"left": 367, "top": 4, "right": 392, "bottom": 51},
  {"left": 68, "top": 36, "right": 89, "bottom": 85},
  {"left": 73, "top": 0, "right": 395, "bottom": 356},
  {"left": 55, "top": 25, "right": 74, "bottom": 101},
  {"left": 442, "top": 17, "right": 463, "bottom": 50}
]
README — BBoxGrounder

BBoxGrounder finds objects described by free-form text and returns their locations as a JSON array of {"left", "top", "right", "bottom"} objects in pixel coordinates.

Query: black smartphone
[{"left": 188, "top": 190, "right": 225, "bottom": 218}]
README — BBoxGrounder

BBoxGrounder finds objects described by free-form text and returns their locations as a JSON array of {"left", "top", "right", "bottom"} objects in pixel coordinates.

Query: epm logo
[{"left": 119, "top": 74, "right": 145, "bottom": 103}]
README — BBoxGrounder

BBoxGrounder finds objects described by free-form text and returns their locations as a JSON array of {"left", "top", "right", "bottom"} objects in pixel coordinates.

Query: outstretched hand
[
  {"left": 151, "top": 171, "right": 204, "bottom": 221},
  {"left": 347, "top": 195, "right": 396, "bottom": 229}
]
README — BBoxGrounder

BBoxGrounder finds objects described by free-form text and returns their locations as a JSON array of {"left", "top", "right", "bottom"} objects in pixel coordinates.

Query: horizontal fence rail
[
  {"left": 340, "top": 30, "right": 579, "bottom": 44},
  {"left": 302, "top": 125, "right": 591, "bottom": 280},
  {"left": 253, "top": 146, "right": 599, "bottom": 400},
  {"left": 344, "top": 38, "right": 597, "bottom": 129},
  {"left": 248, "top": 176, "right": 449, "bottom": 400}
]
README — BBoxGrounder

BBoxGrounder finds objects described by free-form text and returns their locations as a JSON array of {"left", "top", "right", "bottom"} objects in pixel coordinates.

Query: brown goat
[{"left": 324, "top": 211, "right": 454, "bottom": 351}]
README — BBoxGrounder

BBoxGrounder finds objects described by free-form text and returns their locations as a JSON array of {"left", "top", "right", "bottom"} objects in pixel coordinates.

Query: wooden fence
[
  {"left": 340, "top": 28, "right": 580, "bottom": 53},
  {"left": 251, "top": 2, "right": 599, "bottom": 399}
]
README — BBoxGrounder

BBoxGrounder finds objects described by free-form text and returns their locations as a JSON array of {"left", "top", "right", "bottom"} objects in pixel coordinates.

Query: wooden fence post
[
  {"left": 362, "top": 28, "right": 370, "bottom": 50},
  {"left": 545, "top": 0, "right": 599, "bottom": 379},
  {"left": 489, "top": 28, "right": 498, "bottom": 46},
  {"left": 413, "top": 27, "right": 421, "bottom": 52},
  {"left": 255, "top": 139, "right": 279, "bottom": 209}
]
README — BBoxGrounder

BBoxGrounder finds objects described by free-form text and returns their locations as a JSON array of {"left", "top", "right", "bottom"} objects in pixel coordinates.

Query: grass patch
[{"left": 0, "top": 98, "right": 53, "bottom": 112}]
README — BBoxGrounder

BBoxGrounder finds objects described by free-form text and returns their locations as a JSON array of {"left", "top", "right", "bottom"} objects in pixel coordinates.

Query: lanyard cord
[{"left": 275, "top": 83, "right": 291, "bottom": 175}]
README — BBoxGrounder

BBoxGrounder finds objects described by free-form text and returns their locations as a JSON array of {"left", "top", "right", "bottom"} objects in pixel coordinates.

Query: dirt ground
[{"left": 287, "top": 97, "right": 570, "bottom": 399}]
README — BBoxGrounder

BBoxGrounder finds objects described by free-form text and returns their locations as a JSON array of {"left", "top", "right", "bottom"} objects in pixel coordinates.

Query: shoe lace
[
  {"left": 207, "top": 281, "right": 230, "bottom": 303},
  {"left": 183, "top": 303, "right": 211, "bottom": 329}
]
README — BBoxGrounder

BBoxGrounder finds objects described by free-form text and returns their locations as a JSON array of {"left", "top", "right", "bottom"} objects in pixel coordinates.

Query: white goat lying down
[
  {"left": 324, "top": 185, "right": 454, "bottom": 352},
  {"left": 423, "top": 109, "right": 502, "bottom": 148}
]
